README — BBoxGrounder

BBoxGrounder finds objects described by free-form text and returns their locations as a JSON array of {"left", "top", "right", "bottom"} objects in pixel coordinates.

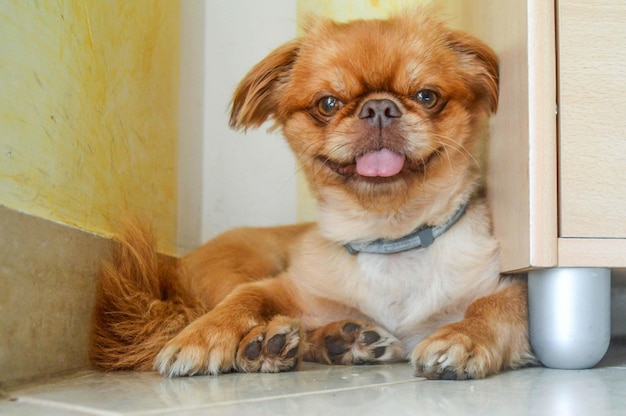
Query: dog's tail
[{"left": 90, "top": 223, "right": 204, "bottom": 371}]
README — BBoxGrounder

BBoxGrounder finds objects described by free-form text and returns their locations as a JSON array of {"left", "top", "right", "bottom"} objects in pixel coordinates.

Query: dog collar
[{"left": 344, "top": 202, "right": 468, "bottom": 255}]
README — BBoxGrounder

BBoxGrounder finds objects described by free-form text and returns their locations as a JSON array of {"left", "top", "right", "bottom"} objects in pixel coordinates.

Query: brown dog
[{"left": 90, "top": 9, "right": 535, "bottom": 380}]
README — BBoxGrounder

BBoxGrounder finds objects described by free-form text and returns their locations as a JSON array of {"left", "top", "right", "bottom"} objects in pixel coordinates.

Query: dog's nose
[{"left": 358, "top": 99, "right": 402, "bottom": 128}]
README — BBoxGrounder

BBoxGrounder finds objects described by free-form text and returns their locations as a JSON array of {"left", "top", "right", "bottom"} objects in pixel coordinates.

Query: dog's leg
[
  {"left": 411, "top": 279, "right": 535, "bottom": 380},
  {"left": 305, "top": 320, "right": 405, "bottom": 365},
  {"left": 154, "top": 278, "right": 305, "bottom": 377},
  {"left": 183, "top": 224, "right": 311, "bottom": 310}
]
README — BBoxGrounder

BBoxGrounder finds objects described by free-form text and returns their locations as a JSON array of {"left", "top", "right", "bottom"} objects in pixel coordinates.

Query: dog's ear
[
  {"left": 446, "top": 31, "right": 499, "bottom": 114},
  {"left": 229, "top": 40, "right": 300, "bottom": 131}
]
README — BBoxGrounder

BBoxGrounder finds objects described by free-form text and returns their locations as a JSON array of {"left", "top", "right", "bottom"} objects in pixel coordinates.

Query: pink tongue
[{"left": 356, "top": 149, "right": 406, "bottom": 177}]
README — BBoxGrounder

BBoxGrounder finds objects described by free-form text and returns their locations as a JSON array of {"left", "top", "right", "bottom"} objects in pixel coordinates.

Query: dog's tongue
[{"left": 355, "top": 149, "right": 405, "bottom": 177}]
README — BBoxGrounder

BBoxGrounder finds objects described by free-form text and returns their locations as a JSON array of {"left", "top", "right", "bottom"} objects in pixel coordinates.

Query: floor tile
[
  {"left": 182, "top": 367, "right": 626, "bottom": 416},
  {"left": 2, "top": 338, "right": 626, "bottom": 416},
  {"left": 3, "top": 363, "right": 417, "bottom": 415},
  {"left": 0, "top": 400, "right": 87, "bottom": 416}
]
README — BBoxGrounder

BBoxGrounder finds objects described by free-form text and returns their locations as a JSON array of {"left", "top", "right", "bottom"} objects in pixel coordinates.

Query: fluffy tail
[{"left": 90, "top": 223, "right": 204, "bottom": 371}]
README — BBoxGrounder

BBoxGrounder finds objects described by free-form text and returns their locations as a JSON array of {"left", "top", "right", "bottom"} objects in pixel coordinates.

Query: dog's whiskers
[{"left": 432, "top": 134, "right": 481, "bottom": 171}]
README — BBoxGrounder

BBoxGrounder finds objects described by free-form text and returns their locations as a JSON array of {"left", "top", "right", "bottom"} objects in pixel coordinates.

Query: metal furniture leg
[{"left": 528, "top": 267, "right": 611, "bottom": 369}]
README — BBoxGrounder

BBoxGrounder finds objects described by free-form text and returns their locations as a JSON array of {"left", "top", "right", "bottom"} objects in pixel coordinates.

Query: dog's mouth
[{"left": 319, "top": 148, "right": 439, "bottom": 180}]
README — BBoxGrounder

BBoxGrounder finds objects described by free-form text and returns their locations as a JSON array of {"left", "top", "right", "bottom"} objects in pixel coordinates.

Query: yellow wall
[{"left": 0, "top": 1, "right": 180, "bottom": 253}]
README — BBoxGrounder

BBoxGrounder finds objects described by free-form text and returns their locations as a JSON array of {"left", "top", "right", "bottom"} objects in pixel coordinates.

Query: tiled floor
[{"left": 2, "top": 338, "right": 626, "bottom": 416}]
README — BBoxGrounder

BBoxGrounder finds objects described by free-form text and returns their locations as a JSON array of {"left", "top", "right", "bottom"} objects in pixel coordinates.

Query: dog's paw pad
[
  {"left": 267, "top": 333, "right": 287, "bottom": 356},
  {"left": 236, "top": 316, "right": 303, "bottom": 373},
  {"left": 243, "top": 337, "right": 263, "bottom": 361},
  {"left": 321, "top": 321, "right": 405, "bottom": 365}
]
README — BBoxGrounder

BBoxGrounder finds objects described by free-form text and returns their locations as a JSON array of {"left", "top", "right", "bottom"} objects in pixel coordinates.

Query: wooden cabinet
[
  {"left": 558, "top": 1, "right": 626, "bottom": 241},
  {"left": 448, "top": 0, "right": 626, "bottom": 369},
  {"left": 453, "top": 0, "right": 626, "bottom": 273}
]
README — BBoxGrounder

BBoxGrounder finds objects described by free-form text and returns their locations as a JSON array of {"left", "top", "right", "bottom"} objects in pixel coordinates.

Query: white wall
[
  {"left": 178, "top": 0, "right": 206, "bottom": 254},
  {"left": 178, "top": 1, "right": 298, "bottom": 253}
]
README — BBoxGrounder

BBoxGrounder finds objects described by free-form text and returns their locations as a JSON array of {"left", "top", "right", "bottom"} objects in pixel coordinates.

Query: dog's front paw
[
  {"left": 236, "top": 315, "right": 304, "bottom": 373},
  {"left": 155, "top": 320, "right": 240, "bottom": 377},
  {"left": 411, "top": 321, "right": 497, "bottom": 380},
  {"left": 155, "top": 315, "right": 304, "bottom": 377},
  {"left": 307, "top": 320, "right": 406, "bottom": 365}
]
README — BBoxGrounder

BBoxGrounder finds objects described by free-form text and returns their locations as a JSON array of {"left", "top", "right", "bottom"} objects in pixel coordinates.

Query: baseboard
[{"left": 0, "top": 206, "right": 113, "bottom": 387}]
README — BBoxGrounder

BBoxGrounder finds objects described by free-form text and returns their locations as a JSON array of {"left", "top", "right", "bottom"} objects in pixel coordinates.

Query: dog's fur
[{"left": 90, "top": 9, "right": 535, "bottom": 380}]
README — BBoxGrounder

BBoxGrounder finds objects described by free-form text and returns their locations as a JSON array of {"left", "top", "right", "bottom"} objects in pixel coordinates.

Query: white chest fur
[{"left": 290, "top": 204, "right": 502, "bottom": 352}]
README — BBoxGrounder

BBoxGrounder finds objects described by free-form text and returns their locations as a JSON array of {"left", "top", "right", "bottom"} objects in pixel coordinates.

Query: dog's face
[{"left": 231, "top": 10, "right": 498, "bottom": 240}]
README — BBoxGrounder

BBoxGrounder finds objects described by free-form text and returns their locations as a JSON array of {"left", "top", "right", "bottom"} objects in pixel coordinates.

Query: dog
[{"left": 90, "top": 8, "right": 535, "bottom": 380}]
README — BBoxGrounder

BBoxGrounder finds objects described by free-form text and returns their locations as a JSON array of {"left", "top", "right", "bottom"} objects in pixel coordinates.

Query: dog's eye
[
  {"left": 415, "top": 89, "right": 439, "bottom": 109},
  {"left": 317, "top": 96, "right": 343, "bottom": 117}
]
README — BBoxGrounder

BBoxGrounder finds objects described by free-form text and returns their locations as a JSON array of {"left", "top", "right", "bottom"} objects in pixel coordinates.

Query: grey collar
[{"left": 344, "top": 202, "right": 468, "bottom": 255}]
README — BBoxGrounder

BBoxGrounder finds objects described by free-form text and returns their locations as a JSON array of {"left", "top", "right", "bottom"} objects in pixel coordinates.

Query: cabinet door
[{"left": 558, "top": 0, "right": 626, "bottom": 238}]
